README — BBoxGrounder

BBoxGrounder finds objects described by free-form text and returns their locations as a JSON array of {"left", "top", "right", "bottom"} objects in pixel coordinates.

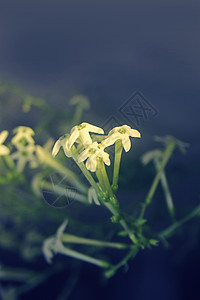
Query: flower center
[
  {"left": 21, "top": 150, "right": 28, "bottom": 156},
  {"left": 89, "top": 148, "right": 96, "bottom": 154},
  {"left": 118, "top": 128, "right": 126, "bottom": 134},
  {"left": 77, "top": 124, "right": 86, "bottom": 130}
]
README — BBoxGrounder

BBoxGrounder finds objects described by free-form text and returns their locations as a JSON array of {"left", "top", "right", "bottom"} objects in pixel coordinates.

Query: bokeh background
[{"left": 0, "top": 0, "right": 200, "bottom": 299}]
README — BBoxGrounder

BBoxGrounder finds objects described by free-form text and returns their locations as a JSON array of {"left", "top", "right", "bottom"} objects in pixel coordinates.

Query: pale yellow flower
[
  {"left": 52, "top": 134, "right": 72, "bottom": 158},
  {"left": 78, "top": 141, "right": 110, "bottom": 172},
  {"left": 0, "top": 130, "right": 10, "bottom": 156},
  {"left": 102, "top": 125, "right": 141, "bottom": 152},
  {"left": 67, "top": 122, "right": 104, "bottom": 149},
  {"left": 11, "top": 144, "right": 36, "bottom": 172},
  {"left": 12, "top": 126, "right": 35, "bottom": 148}
]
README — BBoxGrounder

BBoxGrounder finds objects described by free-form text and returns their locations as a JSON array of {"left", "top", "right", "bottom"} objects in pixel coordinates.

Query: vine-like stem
[
  {"left": 154, "top": 156, "right": 175, "bottom": 219},
  {"left": 57, "top": 245, "right": 110, "bottom": 268},
  {"left": 62, "top": 233, "right": 129, "bottom": 249},
  {"left": 112, "top": 140, "right": 123, "bottom": 191},
  {"left": 41, "top": 181, "right": 87, "bottom": 203},
  {"left": 159, "top": 204, "right": 200, "bottom": 239},
  {"left": 105, "top": 245, "right": 139, "bottom": 278},
  {"left": 139, "top": 140, "right": 176, "bottom": 220}
]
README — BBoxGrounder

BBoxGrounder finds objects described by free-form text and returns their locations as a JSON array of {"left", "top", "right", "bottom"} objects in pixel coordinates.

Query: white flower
[
  {"left": 0, "top": 130, "right": 10, "bottom": 156},
  {"left": 78, "top": 142, "right": 110, "bottom": 172},
  {"left": 11, "top": 144, "right": 36, "bottom": 172},
  {"left": 52, "top": 134, "right": 72, "bottom": 158},
  {"left": 88, "top": 187, "right": 100, "bottom": 205},
  {"left": 102, "top": 125, "right": 141, "bottom": 152},
  {"left": 67, "top": 122, "right": 104, "bottom": 149},
  {"left": 12, "top": 126, "right": 35, "bottom": 148}
]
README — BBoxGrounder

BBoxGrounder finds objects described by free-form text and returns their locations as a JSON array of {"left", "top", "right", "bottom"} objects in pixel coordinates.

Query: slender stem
[
  {"left": 72, "top": 105, "right": 83, "bottom": 126},
  {"left": 112, "top": 140, "right": 123, "bottom": 191},
  {"left": 41, "top": 181, "right": 88, "bottom": 203},
  {"left": 105, "top": 246, "right": 139, "bottom": 278},
  {"left": 154, "top": 156, "right": 175, "bottom": 219},
  {"left": 97, "top": 159, "right": 114, "bottom": 198},
  {"left": 3, "top": 155, "right": 16, "bottom": 169},
  {"left": 139, "top": 141, "right": 176, "bottom": 220},
  {"left": 62, "top": 233, "right": 129, "bottom": 249},
  {"left": 58, "top": 246, "right": 110, "bottom": 268},
  {"left": 159, "top": 204, "right": 200, "bottom": 239},
  {"left": 104, "top": 201, "right": 138, "bottom": 244}
]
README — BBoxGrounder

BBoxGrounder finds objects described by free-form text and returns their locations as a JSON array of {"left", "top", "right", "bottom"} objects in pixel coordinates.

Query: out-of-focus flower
[
  {"left": 67, "top": 122, "right": 104, "bottom": 149},
  {"left": 154, "top": 135, "right": 189, "bottom": 154},
  {"left": 52, "top": 134, "right": 72, "bottom": 158},
  {"left": 102, "top": 125, "right": 141, "bottom": 152},
  {"left": 69, "top": 95, "right": 90, "bottom": 110},
  {"left": 0, "top": 130, "right": 10, "bottom": 156},
  {"left": 11, "top": 145, "right": 36, "bottom": 172},
  {"left": 12, "top": 126, "right": 35, "bottom": 148},
  {"left": 78, "top": 141, "right": 110, "bottom": 172},
  {"left": 141, "top": 149, "right": 163, "bottom": 165}
]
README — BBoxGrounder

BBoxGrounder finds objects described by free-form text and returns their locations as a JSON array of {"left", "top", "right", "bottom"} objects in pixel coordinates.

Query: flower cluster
[
  {"left": 52, "top": 122, "right": 141, "bottom": 172},
  {"left": 11, "top": 126, "right": 37, "bottom": 172}
]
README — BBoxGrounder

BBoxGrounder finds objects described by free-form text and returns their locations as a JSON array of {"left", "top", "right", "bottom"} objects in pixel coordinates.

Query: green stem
[
  {"left": 104, "top": 201, "right": 138, "bottom": 244},
  {"left": 139, "top": 140, "right": 176, "bottom": 220},
  {"left": 62, "top": 233, "right": 129, "bottom": 249},
  {"left": 159, "top": 204, "right": 200, "bottom": 239},
  {"left": 57, "top": 246, "right": 110, "bottom": 268},
  {"left": 97, "top": 159, "right": 114, "bottom": 198},
  {"left": 72, "top": 105, "right": 83, "bottom": 126},
  {"left": 154, "top": 156, "right": 175, "bottom": 219},
  {"left": 112, "top": 140, "right": 123, "bottom": 191},
  {"left": 41, "top": 181, "right": 88, "bottom": 203},
  {"left": 105, "top": 246, "right": 139, "bottom": 278}
]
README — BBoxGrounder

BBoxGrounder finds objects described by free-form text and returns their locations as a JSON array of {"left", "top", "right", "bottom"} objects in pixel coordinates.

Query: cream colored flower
[
  {"left": 11, "top": 144, "right": 36, "bottom": 172},
  {"left": 52, "top": 134, "right": 72, "bottom": 158},
  {"left": 12, "top": 126, "right": 35, "bottom": 148},
  {"left": 102, "top": 125, "right": 141, "bottom": 152},
  {"left": 78, "top": 142, "right": 110, "bottom": 172},
  {"left": 0, "top": 130, "right": 10, "bottom": 156},
  {"left": 67, "top": 122, "right": 104, "bottom": 149}
]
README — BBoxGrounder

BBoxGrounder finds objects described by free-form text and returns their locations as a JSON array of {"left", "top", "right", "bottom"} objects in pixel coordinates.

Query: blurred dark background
[{"left": 0, "top": 0, "right": 200, "bottom": 299}]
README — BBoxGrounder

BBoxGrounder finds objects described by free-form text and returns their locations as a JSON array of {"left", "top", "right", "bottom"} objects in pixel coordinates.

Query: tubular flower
[
  {"left": 12, "top": 126, "right": 35, "bottom": 148},
  {"left": 102, "top": 125, "right": 141, "bottom": 152},
  {"left": 67, "top": 122, "right": 104, "bottom": 149},
  {"left": 0, "top": 130, "right": 10, "bottom": 156},
  {"left": 11, "top": 145, "right": 36, "bottom": 172},
  {"left": 52, "top": 134, "right": 72, "bottom": 158},
  {"left": 78, "top": 142, "right": 110, "bottom": 172}
]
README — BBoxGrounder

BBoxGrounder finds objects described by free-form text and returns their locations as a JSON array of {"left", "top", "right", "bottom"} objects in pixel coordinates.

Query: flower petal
[
  {"left": 127, "top": 128, "right": 141, "bottom": 138},
  {"left": 80, "top": 130, "right": 92, "bottom": 146},
  {"left": 122, "top": 136, "right": 131, "bottom": 152},
  {"left": 103, "top": 153, "right": 111, "bottom": 166},
  {"left": 77, "top": 148, "right": 89, "bottom": 162},
  {"left": 52, "top": 140, "right": 61, "bottom": 157},
  {"left": 67, "top": 128, "right": 79, "bottom": 149},
  {"left": 83, "top": 123, "right": 104, "bottom": 135},
  {"left": 101, "top": 133, "right": 119, "bottom": 148},
  {"left": 86, "top": 157, "right": 97, "bottom": 172},
  {"left": 0, "top": 130, "right": 9, "bottom": 144},
  {"left": 0, "top": 145, "right": 10, "bottom": 156}
]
